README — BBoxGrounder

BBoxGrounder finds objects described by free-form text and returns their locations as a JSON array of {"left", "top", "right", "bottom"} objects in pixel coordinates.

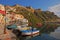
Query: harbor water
[{"left": 20, "top": 26, "right": 60, "bottom": 40}]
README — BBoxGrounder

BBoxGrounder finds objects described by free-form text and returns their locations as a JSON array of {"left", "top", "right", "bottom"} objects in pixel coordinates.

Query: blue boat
[{"left": 20, "top": 28, "right": 39, "bottom": 36}]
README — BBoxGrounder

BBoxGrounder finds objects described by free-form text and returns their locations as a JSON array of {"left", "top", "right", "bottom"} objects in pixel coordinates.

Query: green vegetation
[{"left": 6, "top": 5, "right": 60, "bottom": 33}]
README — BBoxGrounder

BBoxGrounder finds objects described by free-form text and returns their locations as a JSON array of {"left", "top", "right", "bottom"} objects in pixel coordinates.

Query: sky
[{"left": 0, "top": 0, "right": 60, "bottom": 16}]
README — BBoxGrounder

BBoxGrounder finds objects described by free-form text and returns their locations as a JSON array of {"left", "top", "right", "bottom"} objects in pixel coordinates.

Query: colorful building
[
  {"left": 14, "top": 14, "right": 24, "bottom": 20},
  {"left": 0, "top": 4, "right": 6, "bottom": 35}
]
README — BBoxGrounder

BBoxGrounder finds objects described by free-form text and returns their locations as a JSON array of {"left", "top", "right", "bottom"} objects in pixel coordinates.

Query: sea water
[
  {"left": 50, "top": 27, "right": 60, "bottom": 39},
  {"left": 21, "top": 27, "right": 60, "bottom": 40}
]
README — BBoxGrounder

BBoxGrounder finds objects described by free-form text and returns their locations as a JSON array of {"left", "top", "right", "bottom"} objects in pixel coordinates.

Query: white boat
[
  {"left": 21, "top": 28, "right": 40, "bottom": 36},
  {"left": 17, "top": 24, "right": 40, "bottom": 36}
]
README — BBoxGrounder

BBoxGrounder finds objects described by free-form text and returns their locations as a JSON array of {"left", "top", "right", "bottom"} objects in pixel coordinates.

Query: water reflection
[
  {"left": 50, "top": 27, "right": 60, "bottom": 39},
  {"left": 12, "top": 25, "right": 60, "bottom": 40},
  {"left": 19, "top": 26, "right": 60, "bottom": 40},
  {"left": 19, "top": 34, "right": 59, "bottom": 40}
]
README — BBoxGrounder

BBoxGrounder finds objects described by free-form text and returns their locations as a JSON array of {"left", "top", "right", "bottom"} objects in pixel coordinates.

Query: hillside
[{"left": 5, "top": 4, "right": 59, "bottom": 27}]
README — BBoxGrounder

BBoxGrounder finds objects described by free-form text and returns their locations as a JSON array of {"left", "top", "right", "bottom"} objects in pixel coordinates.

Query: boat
[
  {"left": 17, "top": 24, "right": 40, "bottom": 36},
  {"left": 6, "top": 17, "right": 40, "bottom": 36},
  {"left": 7, "top": 24, "right": 40, "bottom": 36},
  {"left": 21, "top": 28, "right": 39, "bottom": 36}
]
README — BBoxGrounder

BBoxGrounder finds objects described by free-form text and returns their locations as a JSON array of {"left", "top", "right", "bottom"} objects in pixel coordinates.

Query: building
[
  {"left": 0, "top": 4, "right": 5, "bottom": 35},
  {"left": 14, "top": 14, "right": 24, "bottom": 20}
]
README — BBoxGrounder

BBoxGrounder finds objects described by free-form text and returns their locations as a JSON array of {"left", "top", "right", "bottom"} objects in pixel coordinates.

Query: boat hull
[{"left": 22, "top": 30, "right": 39, "bottom": 36}]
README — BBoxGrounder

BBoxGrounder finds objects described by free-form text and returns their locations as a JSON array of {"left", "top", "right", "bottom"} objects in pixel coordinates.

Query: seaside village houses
[
  {"left": 0, "top": 4, "right": 5, "bottom": 35},
  {"left": 0, "top": 4, "right": 29, "bottom": 40}
]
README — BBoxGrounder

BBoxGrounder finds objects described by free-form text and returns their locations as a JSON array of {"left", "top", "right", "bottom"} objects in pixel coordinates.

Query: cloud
[{"left": 48, "top": 4, "right": 60, "bottom": 17}]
